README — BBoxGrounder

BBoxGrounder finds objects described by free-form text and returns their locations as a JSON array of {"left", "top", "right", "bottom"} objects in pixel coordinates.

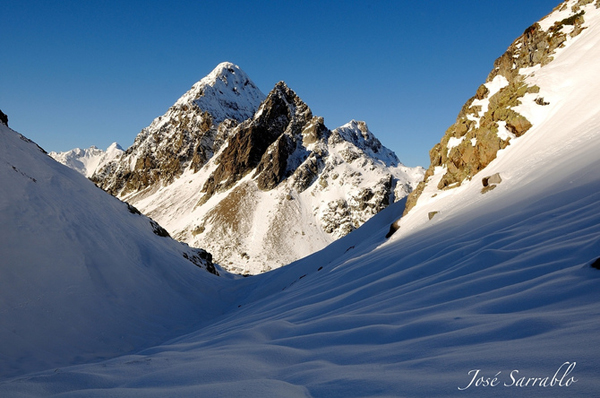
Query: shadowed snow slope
[
  {"left": 0, "top": 123, "right": 232, "bottom": 380},
  {"left": 1, "top": 1, "right": 600, "bottom": 396}
]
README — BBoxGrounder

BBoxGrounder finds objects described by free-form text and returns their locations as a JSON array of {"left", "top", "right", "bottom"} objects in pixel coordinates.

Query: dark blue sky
[{"left": 1, "top": 0, "right": 560, "bottom": 167}]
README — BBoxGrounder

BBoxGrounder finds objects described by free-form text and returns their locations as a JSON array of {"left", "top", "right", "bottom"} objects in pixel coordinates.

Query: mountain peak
[
  {"left": 332, "top": 120, "right": 400, "bottom": 167},
  {"left": 204, "top": 62, "right": 248, "bottom": 86},
  {"left": 91, "top": 69, "right": 423, "bottom": 274},
  {"left": 50, "top": 143, "right": 124, "bottom": 178},
  {"left": 273, "top": 80, "right": 290, "bottom": 90},
  {"left": 265, "top": 80, "right": 299, "bottom": 102},
  {"left": 174, "top": 62, "right": 266, "bottom": 124},
  {"left": 253, "top": 80, "right": 310, "bottom": 123},
  {"left": 107, "top": 142, "right": 123, "bottom": 152}
]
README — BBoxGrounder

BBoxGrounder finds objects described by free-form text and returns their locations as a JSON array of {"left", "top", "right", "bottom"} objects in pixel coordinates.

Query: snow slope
[
  {"left": 49, "top": 143, "right": 123, "bottom": 178},
  {"left": 0, "top": 123, "right": 229, "bottom": 380},
  {"left": 1, "top": 1, "right": 600, "bottom": 396}
]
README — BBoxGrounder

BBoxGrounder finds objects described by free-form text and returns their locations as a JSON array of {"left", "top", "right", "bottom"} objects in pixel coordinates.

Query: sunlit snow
[{"left": 1, "top": 2, "right": 600, "bottom": 397}]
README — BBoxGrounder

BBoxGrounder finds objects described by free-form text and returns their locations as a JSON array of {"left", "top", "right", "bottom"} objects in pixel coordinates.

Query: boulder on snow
[
  {"left": 481, "top": 172, "right": 502, "bottom": 194},
  {"left": 482, "top": 173, "right": 502, "bottom": 187},
  {"left": 385, "top": 219, "right": 400, "bottom": 238}
]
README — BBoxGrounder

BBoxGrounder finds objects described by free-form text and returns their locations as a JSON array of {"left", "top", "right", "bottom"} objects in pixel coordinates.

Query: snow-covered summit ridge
[
  {"left": 173, "top": 61, "right": 266, "bottom": 124},
  {"left": 332, "top": 120, "right": 400, "bottom": 167},
  {"left": 90, "top": 63, "right": 267, "bottom": 194},
  {"left": 49, "top": 142, "right": 124, "bottom": 178}
]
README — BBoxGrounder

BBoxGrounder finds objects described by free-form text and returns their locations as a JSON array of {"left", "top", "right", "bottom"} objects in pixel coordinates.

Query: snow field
[{"left": 1, "top": 2, "right": 600, "bottom": 397}]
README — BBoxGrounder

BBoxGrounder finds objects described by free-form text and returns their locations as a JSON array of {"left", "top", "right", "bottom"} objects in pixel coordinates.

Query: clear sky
[{"left": 1, "top": 0, "right": 560, "bottom": 167}]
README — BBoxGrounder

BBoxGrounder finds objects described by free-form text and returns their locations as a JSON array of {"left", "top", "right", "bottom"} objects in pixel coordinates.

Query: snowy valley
[{"left": 1, "top": 0, "right": 600, "bottom": 397}]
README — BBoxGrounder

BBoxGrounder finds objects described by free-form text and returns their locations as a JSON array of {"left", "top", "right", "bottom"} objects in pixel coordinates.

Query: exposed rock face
[
  {"left": 200, "top": 82, "right": 312, "bottom": 201},
  {"left": 92, "top": 62, "right": 266, "bottom": 196},
  {"left": 403, "top": 0, "right": 595, "bottom": 216},
  {"left": 90, "top": 63, "right": 424, "bottom": 274}
]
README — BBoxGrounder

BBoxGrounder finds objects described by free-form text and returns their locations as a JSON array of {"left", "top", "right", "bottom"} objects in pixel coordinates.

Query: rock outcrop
[
  {"left": 199, "top": 81, "right": 313, "bottom": 201},
  {"left": 403, "top": 0, "right": 596, "bottom": 216},
  {"left": 0, "top": 109, "right": 8, "bottom": 127}
]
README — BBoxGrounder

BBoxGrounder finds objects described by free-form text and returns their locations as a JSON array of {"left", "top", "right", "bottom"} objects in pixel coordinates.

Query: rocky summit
[
  {"left": 90, "top": 62, "right": 424, "bottom": 274},
  {"left": 92, "top": 62, "right": 266, "bottom": 196}
]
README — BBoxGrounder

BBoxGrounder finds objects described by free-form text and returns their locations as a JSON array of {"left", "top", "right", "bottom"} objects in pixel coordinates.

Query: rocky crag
[
  {"left": 91, "top": 62, "right": 424, "bottom": 274},
  {"left": 0, "top": 109, "right": 8, "bottom": 126},
  {"left": 403, "top": 0, "right": 597, "bottom": 216}
]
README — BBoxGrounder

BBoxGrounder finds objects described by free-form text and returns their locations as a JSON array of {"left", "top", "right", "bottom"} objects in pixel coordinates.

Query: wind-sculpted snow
[
  {"left": 2, "top": 124, "right": 599, "bottom": 395},
  {"left": 2, "top": 1, "right": 600, "bottom": 396}
]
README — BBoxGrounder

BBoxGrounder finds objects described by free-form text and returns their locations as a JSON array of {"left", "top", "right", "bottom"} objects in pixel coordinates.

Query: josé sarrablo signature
[{"left": 458, "top": 361, "right": 578, "bottom": 390}]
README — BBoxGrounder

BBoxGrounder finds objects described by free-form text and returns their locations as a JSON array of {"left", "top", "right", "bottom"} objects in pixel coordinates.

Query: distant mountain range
[{"left": 50, "top": 143, "right": 124, "bottom": 178}]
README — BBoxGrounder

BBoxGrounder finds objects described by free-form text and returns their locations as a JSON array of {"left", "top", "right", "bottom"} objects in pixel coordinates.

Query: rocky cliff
[{"left": 403, "top": 0, "right": 598, "bottom": 216}]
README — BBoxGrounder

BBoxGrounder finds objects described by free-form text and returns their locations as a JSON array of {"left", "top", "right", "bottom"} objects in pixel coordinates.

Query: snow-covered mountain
[
  {"left": 0, "top": 116, "right": 224, "bottom": 379},
  {"left": 92, "top": 62, "right": 424, "bottom": 274},
  {"left": 2, "top": 1, "right": 600, "bottom": 396},
  {"left": 49, "top": 142, "right": 124, "bottom": 178}
]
